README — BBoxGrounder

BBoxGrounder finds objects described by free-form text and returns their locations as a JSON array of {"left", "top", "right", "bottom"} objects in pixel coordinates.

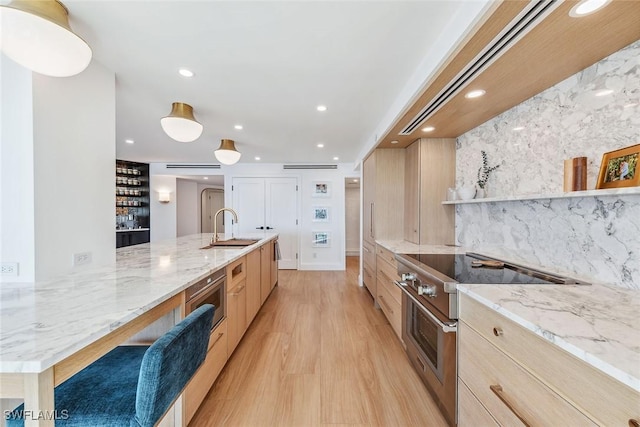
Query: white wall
[
  {"left": 149, "top": 170, "right": 177, "bottom": 242},
  {"left": 0, "top": 56, "right": 35, "bottom": 282},
  {"left": 345, "top": 185, "right": 360, "bottom": 256},
  {"left": 31, "top": 61, "right": 116, "bottom": 280},
  {"left": 176, "top": 179, "right": 198, "bottom": 237}
]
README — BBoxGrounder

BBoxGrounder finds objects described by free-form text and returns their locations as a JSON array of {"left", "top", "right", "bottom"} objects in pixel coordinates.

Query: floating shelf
[{"left": 442, "top": 187, "right": 640, "bottom": 205}]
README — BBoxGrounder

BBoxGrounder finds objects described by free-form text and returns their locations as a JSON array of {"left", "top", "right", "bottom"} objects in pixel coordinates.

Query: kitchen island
[{"left": 0, "top": 232, "right": 278, "bottom": 426}]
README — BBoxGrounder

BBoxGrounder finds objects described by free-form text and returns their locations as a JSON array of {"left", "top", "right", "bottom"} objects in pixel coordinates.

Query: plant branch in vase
[{"left": 476, "top": 150, "right": 500, "bottom": 197}]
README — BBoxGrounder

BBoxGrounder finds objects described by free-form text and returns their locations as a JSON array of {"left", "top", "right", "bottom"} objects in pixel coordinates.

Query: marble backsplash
[{"left": 455, "top": 41, "right": 640, "bottom": 289}]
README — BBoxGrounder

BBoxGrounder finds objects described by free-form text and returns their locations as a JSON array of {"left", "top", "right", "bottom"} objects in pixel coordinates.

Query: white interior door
[
  {"left": 232, "top": 177, "right": 299, "bottom": 269},
  {"left": 265, "top": 178, "right": 298, "bottom": 269},
  {"left": 232, "top": 178, "right": 267, "bottom": 235}
]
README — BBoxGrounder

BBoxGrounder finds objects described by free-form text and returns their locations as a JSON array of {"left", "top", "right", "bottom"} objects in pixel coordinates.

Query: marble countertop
[
  {"left": 0, "top": 232, "right": 277, "bottom": 373},
  {"left": 375, "top": 239, "right": 640, "bottom": 393},
  {"left": 457, "top": 283, "right": 640, "bottom": 392}
]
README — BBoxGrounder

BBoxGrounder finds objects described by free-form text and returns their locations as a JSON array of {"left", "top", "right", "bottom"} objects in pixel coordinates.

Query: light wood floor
[{"left": 190, "top": 257, "right": 448, "bottom": 426}]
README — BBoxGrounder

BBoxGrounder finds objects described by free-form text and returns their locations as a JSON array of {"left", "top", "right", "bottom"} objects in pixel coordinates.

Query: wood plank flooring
[{"left": 190, "top": 257, "right": 448, "bottom": 426}]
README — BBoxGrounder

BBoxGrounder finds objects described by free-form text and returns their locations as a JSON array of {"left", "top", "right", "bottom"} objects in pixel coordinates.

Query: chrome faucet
[{"left": 211, "top": 208, "right": 238, "bottom": 244}]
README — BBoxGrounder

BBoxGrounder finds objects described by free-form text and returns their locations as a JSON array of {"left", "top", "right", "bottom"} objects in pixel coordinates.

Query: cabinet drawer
[
  {"left": 458, "top": 379, "right": 499, "bottom": 427},
  {"left": 459, "top": 321, "right": 597, "bottom": 426},
  {"left": 226, "top": 256, "right": 247, "bottom": 288},
  {"left": 376, "top": 278, "right": 402, "bottom": 340},
  {"left": 376, "top": 244, "right": 396, "bottom": 268},
  {"left": 363, "top": 241, "right": 376, "bottom": 270},
  {"left": 460, "top": 294, "right": 640, "bottom": 425},
  {"left": 376, "top": 260, "right": 401, "bottom": 305},
  {"left": 184, "top": 319, "right": 228, "bottom": 424}
]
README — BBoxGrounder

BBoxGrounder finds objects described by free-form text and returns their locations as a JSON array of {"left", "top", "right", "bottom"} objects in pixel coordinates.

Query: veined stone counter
[
  {"left": 0, "top": 232, "right": 277, "bottom": 374},
  {"left": 458, "top": 283, "right": 639, "bottom": 392}
]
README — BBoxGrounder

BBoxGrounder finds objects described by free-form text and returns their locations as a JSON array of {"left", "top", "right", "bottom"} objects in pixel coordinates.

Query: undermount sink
[{"left": 200, "top": 238, "right": 259, "bottom": 249}]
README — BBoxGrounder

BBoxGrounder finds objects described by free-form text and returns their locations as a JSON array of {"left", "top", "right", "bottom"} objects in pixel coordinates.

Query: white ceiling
[{"left": 64, "top": 1, "right": 488, "bottom": 165}]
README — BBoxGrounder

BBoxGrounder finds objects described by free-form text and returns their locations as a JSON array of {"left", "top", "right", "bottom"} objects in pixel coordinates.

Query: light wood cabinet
[
  {"left": 246, "top": 248, "right": 261, "bottom": 325},
  {"left": 362, "top": 149, "right": 405, "bottom": 245},
  {"left": 404, "top": 138, "right": 456, "bottom": 244},
  {"left": 260, "top": 244, "right": 271, "bottom": 305},
  {"left": 362, "top": 240, "right": 376, "bottom": 297},
  {"left": 458, "top": 293, "right": 640, "bottom": 426},
  {"left": 375, "top": 245, "right": 402, "bottom": 341},
  {"left": 270, "top": 238, "right": 278, "bottom": 290},
  {"left": 183, "top": 319, "right": 228, "bottom": 425},
  {"left": 226, "top": 256, "right": 247, "bottom": 355}
]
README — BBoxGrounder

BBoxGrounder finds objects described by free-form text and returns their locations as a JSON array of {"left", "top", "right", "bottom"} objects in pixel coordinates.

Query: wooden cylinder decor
[{"left": 563, "top": 157, "right": 587, "bottom": 191}]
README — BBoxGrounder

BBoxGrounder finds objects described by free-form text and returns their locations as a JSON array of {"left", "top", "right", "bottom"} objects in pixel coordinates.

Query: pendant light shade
[
  {"left": 0, "top": 0, "right": 92, "bottom": 77},
  {"left": 160, "top": 102, "right": 203, "bottom": 142},
  {"left": 214, "top": 139, "right": 242, "bottom": 165}
]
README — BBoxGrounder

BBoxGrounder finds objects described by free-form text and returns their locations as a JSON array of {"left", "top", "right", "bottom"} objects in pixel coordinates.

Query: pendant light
[
  {"left": 0, "top": 0, "right": 92, "bottom": 77},
  {"left": 214, "top": 139, "right": 241, "bottom": 165},
  {"left": 160, "top": 102, "right": 203, "bottom": 142}
]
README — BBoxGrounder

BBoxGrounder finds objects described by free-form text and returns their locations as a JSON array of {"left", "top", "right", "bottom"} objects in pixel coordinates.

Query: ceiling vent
[
  {"left": 399, "top": 0, "right": 560, "bottom": 135},
  {"left": 283, "top": 164, "right": 338, "bottom": 170},
  {"left": 165, "top": 164, "right": 221, "bottom": 169}
]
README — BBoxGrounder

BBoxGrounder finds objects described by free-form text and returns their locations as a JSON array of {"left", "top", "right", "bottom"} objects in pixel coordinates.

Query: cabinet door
[
  {"left": 362, "top": 153, "right": 376, "bottom": 244},
  {"left": 227, "top": 279, "right": 247, "bottom": 355},
  {"left": 260, "top": 245, "right": 271, "bottom": 305},
  {"left": 245, "top": 248, "right": 261, "bottom": 325},
  {"left": 404, "top": 141, "right": 420, "bottom": 244},
  {"left": 270, "top": 239, "right": 278, "bottom": 289}
]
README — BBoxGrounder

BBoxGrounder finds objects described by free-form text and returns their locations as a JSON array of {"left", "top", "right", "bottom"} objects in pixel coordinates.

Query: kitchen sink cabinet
[
  {"left": 404, "top": 138, "right": 455, "bottom": 245},
  {"left": 458, "top": 293, "right": 640, "bottom": 426},
  {"left": 246, "top": 248, "right": 262, "bottom": 325}
]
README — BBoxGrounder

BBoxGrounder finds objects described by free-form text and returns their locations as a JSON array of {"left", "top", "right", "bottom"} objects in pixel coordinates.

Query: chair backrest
[{"left": 130, "top": 304, "right": 214, "bottom": 427}]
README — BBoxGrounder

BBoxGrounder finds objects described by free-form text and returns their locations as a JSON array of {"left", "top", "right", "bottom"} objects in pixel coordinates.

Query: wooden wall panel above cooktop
[{"left": 378, "top": 0, "right": 640, "bottom": 149}]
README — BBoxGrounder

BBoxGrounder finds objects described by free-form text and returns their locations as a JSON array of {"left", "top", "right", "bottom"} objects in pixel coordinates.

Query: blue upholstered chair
[{"left": 6, "top": 304, "right": 214, "bottom": 427}]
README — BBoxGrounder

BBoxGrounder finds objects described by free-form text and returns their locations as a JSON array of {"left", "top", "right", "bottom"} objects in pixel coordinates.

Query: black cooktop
[{"left": 402, "top": 252, "right": 578, "bottom": 285}]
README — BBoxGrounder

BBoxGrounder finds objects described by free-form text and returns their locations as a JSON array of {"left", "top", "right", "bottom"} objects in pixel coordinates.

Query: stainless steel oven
[{"left": 185, "top": 267, "right": 226, "bottom": 330}]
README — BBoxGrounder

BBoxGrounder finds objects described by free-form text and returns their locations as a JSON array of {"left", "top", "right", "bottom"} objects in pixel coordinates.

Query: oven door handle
[{"left": 394, "top": 280, "right": 457, "bottom": 333}]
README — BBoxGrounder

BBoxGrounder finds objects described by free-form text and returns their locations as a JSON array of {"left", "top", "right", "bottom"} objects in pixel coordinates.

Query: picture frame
[
  {"left": 312, "top": 231, "right": 330, "bottom": 247},
  {"left": 312, "top": 206, "right": 330, "bottom": 222},
  {"left": 596, "top": 143, "right": 640, "bottom": 189},
  {"left": 312, "top": 181, "right": 331, "bottom": 198}
]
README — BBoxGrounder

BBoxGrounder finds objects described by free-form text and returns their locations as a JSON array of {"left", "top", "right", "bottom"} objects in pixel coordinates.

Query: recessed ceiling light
[
  {"left": 234, "top": 124, "right": 243, "bottom": 130},
  {"left": 316, "top": 105, "right": 327, "bottom": 112},
  {"left": 390, "top": 140, "right": 399, "bottom": 144},
  {"left": 512, "top": 126, "right": 525, "bottom": 131},
  {"left": 178, "top": 68, "right": 194, "bottom": 77},
  {"left": 317, "top": 143, "right": 324, "bottom": 148},
  {"left": 255, "top": 156, "right": 261, "bottom": 161},
  {"left": 203, "top": 177, "right": 208, "bottom": 180},
  {"left": 422, "top": 126, "right": 435, "bottom": 132},
  {"left": 125, "top": 139, "right": 134, "bottom": 144},
  {"left": 333, "top": 156, "right": 339, "bottom": 161},
  {"left": 595, "top": 89, "right": 614, "bottom": 97},
  {"left": 569, "top": 0, "right": 611, "bottom": 17},
  {"left": 465, "top": 89, "right": 486, "bottom": 99}
]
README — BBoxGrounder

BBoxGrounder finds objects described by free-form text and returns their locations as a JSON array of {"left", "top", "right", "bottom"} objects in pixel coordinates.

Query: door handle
[
  {"left": 256, "top": 226, "right": 265, "bottom": 230},
  {"left": 265, "top": 226, "right": 274, "bottom": 230}
]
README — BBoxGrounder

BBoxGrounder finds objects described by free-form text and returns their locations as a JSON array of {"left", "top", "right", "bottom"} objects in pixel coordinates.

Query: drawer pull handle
[
  {"left": 378, "top": 294, "right": 393, "bottom": 314},
  {"left": 629, "top": 419, "right": 640, "bottom": 427},
  {"left": 211, "top": 332, "right": 225, "bottom": 346},
  {"left": 493, "top": 327, "right": 503, "bottom": 337},
  {"left": 490, "top": 384, "right": 530, "bottom": 427}
]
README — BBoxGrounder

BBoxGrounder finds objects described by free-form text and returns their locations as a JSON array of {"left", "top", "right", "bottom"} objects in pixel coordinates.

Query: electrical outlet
[
  {"left": 1, "top": 262, "right": 19, "bottom": 277},
  {"left": 73, "top": 252, "right": 92, "bottom": 266}
]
